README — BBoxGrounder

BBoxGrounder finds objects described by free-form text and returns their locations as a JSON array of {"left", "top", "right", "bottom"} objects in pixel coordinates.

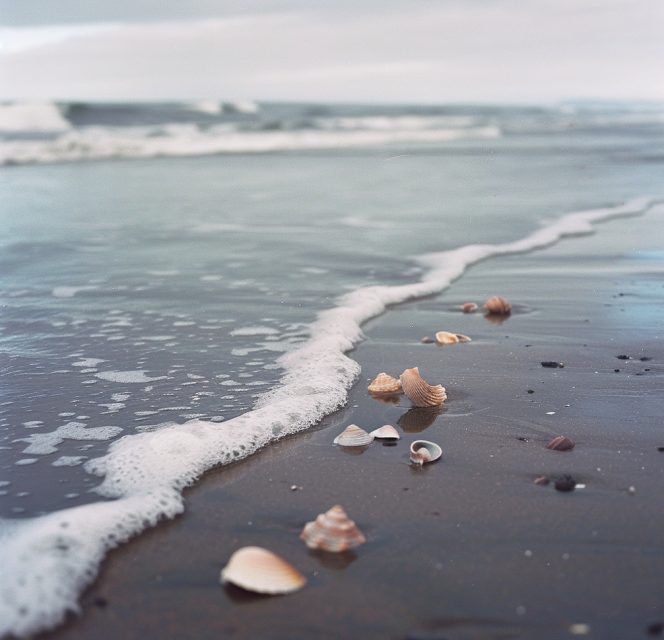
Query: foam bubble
[
  {"left": 52, "top": 286, "right": 98, "bottom": 298},
  {"left": 94, "top": 371, "right": 167, "bottom": 383},
  {"left": 17, "top": 422, "right": 123, "bottom": 455}
]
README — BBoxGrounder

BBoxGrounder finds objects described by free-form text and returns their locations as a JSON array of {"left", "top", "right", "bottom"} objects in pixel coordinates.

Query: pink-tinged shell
[
  {"left": 220, "top": 546, "right": 306, "bottom": 594},
  {"left": 409, "top": 440, "right": 442, "bottom": 465},
  {"left": 399, "top": 367, "right": 447, "bottom": 407},
  {"left": 300, "top": 505, "right": 366, "bottom": 552},
  {"left": 367, "top": 372, "right": 402, "bottom": 394},
  {"left": 333, "top": 424, "right": 374, "bottom": 447},
  {"left": 369, "top": 424, "right": 400, "bottom": 440},
  {"left": 435, "top": 331, "right": 459, "bottom": 345},
  {"left": 546, "top": 435, "right": 575, "bottom": 451},
  {"left": 462, "top": 302, "right": 478, "bottom": 313},
  {"left": 483, "top": 296, "right": 512, "bottom": 315}
]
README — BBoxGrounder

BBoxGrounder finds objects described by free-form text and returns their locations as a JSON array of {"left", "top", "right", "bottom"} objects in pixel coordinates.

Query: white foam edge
[{"left": 0, "top": 196, "right": 659, "bottom": 638}]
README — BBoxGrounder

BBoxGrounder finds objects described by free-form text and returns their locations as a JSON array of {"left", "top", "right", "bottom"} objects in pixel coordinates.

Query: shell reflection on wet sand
[
  {"left": 333, "top": 424, "right": 374, "bottom": 447},
  {"left": 483, "top": 295, "right": 512, "bottom": 315},
  {"left": 300, "top": 505, "right": 367, "bottom": 552},
  {"left": 409, "top": 440, "right": 443, "bottom": 465},
  {"left": 397, "top": 406, "right": 443, "bottom": 432},
  {"left": 370, "top": 425, "right": 400, "bottom": 440},
  {"left": 400, "top": 367, "right": 447, "bottom": 407},
  {"left": 367, "top": 372, "right": 402, "bottom": 395},
  {"left": 220, "top": 546, "right": 307, "bottom": 595}
]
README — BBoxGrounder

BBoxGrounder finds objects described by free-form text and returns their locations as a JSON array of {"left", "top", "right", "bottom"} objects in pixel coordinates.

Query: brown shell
[
  {"left": 399, "top": 367, "right": 447, "bottom": 407},
  {"left": 300, "top": 505, "right": 366, "bottom": 552},
  {"left": 483, "top": 296, "right": 512, "bottom": 315},
  {"left": 367, "top": 372, "right": 402, "bottom": 395},
  {"left": 546, "top": 435, "right": 575, "bottom": 451},
  {"left": 220, "top": 546, "right": 306, "bottom": 594},
  {"left": 333, "top": 424, "right": 374, "bottom": 447},
  {"left": 462, "top": 302, "right": 478, "bottom": 313}
]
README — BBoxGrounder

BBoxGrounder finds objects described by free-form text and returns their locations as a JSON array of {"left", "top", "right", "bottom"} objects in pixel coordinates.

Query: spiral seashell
[
  {"left": 367, "top": 372, "right": 402, "bottom": 395},
  {"left": 300, "top": 505, "right": 366, "bottom": 552},
  {"left": 462, "top": 302, "right": 478, "bottom": 313},
  {"left": 220, "top": 546, "right": 306, "bottom": 595},
  {"left": 434, "top": 331, "right": 459, "bottom": 345},
  {"left": 483, "top": 296, "right": 512, "bottom": 315},
  {"left": 333, "top": 424, "right": 374, "bottom": 447},
  {"left": 399, "top": 367, "right": 447, "bottom": 407},
  {"left": 409, "top": 440, "right": 442, "bottom": 465},
  {"left": 546, "top": 435, "right": 575, "bottom": 451},
  {"left": 369, "top": 424, "right": 400, "bottom": 440}
]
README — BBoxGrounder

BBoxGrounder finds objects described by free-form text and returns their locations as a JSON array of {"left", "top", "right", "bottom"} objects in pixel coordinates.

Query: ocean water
[{"left": 0, "top": 101, "right": 663, "bottom": 636}]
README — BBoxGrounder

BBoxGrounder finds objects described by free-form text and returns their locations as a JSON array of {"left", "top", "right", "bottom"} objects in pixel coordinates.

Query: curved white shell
[
  {"left": 369, "top": 424, "right": 400, "bottom": 440},
  {"left": 333, "top": 424, "right": 374, "bottom": 447},
  {"left": 435, "top": 331, "right": 459, "bottom": 345},
  {"left": 462, "top": 302, "right": 478, "bottom": 313},
  {"left": 300, "top": 505, "right": 366, "bottom": 552},
  {"left": 455, "top": 333, "right": 472, "bottom": 343},
  {"left": 409, "top": 440, "right": 443, "bottom": 465},
  {"left": 399, "top": 367, "right": 447, "bottom": 407},
  {"left": 367, "top": 372, "right": 402, "bottom": 394},
  {"left": 220, "top": 546, "right": 306, "bottom": 594},
  {"left": 484, "top": 296, "right": 512, "bottom": 315}
]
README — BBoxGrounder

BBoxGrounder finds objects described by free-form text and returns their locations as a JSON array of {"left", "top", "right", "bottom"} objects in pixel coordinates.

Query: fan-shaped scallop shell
[
  {"left": 399, "top": 367, "right": 447, "bottom": 407},
  {"left": 484, "top": 296, "right": 512, "bottom": 315},
  {"left": 409, "top": 440, "right": 443, "bottom": 465},
  {"left": 300, "top": 505, "right": 366, "bottom": 552},
  {"left": 462, "top": 302, "right": 478, "bottom": 313},
  {"left": 367, "top": 372, "right": 402, "bottom": 394},
  {"left": 220, "top": 546, "right": 306, "bottom": 594},
  {"left": 369, "top": 424, "right": 400, "bottom": 440},
  {"left": 333, "top": 424, "right": 374, "bottom": 447}
]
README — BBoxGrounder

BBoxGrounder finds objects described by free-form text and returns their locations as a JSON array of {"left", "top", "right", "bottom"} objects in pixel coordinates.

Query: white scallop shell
[
  {"left": 409, "top": 440, "right": 443, "bottom": 465},
  {"left": 434, "top": 331, "right": 459, "bottom": 345},
  {"left": 369, "top": 424, "right": 400, "bottom": 440},
  {"left": 367, "top": 372, "right": 402, "bottom": 394},
  {"left": 399, "top": 367, "right": 447, "bottom": 407},
  {"left": 220, "top": 546, "right": 306, "bottom": 594},
  {"left": 484, "top": 296, "right": 512, "bottom": 315},
  {"left": 333, "top": 424, "right": 374, "bottom": 447},
  {"left": 300, "top": 505, "right": 366, "bottom": 552}
]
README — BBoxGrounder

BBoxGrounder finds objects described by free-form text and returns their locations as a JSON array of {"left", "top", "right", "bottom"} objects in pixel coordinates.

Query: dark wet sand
[{"left": 44, "top": 211, "right": 664, "bottom": 640}]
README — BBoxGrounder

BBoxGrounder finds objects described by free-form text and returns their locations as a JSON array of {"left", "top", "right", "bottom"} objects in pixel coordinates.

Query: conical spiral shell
[
  {"left": 367, "top": 372, "right": 402, "bottom": 394},
  {"left": 333, "top": 424, "right": 374, "bottom": 447},
  {"left": 399, "top": 367, "right": 447, "bottom": 407},
  {"left": 370, "top": 424, "right": 400, "bottom": 440},
  {"left": 409, "top": 440, "right": 443, "bottom": 465},
  {"left": 484, "top": 296, "right": 512, "bottom": 315},
  {"left": 300, "top": 505, "right": 366, "bottom": 552},
  {"left": 220, "top": 546, "right": 306, "bottom": 594}
]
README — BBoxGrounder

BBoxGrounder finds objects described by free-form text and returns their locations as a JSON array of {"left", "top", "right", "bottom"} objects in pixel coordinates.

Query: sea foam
[{"left": 0, "top": 197, "right": 658, "bottom": 638}]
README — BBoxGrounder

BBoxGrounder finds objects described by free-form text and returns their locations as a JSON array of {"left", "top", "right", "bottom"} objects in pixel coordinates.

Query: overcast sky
[{"left": 0, "top": 0, "right": 662, "bottom": 103}]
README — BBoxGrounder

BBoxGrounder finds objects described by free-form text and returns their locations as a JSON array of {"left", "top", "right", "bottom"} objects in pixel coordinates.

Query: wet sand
[{"left": 43, "top": 209, "right": 664, "bottom": 640}]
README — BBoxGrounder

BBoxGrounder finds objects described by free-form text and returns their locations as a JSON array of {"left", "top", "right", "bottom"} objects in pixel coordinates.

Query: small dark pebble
[
  {"left": 614, "top": 369, "right": 620, "bottom": 372},
  {"left": 640, "top": 357, "right": 652, "bottom": 362},
  {"left": 93, "top": 597, "right": 108, "bottom": 608},
  {"left": 616, "top": 354, "right": 631, "bottom": 360},
  {"left": 541, "top": 361, "right": 564, "bottom": 368},
  {"left": 645, "top": 368, "right": 651, "bottom": 371},
  {"left": 527, "top": 389, "right": 535, "bottom": 394},
  {"left": 534, "top": 476, "right": 550, "bottom": 486},
  {"left": 420, "top": 336, "right": 435, "bottom": 344},
  {"left": 554, "top": 475, "right": 576, "bottom": 492},
  {"left": 647, "top": 622, "right": 664, "bottom": 636},
  {"left": 546, "top": 435, "right": 575, "bottom": 451},
  {"left": 517, "top": 436, "right": 529, "bottom": 442},
  {"left": 657, "top": 447, "right": 664, "bottom": 453}
]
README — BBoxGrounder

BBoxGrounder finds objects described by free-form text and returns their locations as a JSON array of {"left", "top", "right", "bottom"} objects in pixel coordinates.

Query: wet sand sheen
[{"left": 44, "top": 208, "right": 664, "bottom": 640}]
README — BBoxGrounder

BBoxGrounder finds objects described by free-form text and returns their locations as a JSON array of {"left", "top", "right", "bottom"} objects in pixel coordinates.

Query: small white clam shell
[
  {"left": 333, "top": 424, "right": 374, "bottom": 447},
  {"left": 367, "top": 372, "right": 402, "bottom": 394},
  {"left": 434, "top": 331, "right": 459, "bottom": 345},
  {"left": 300, "top": 505, "right": 366, "bottom": 552},
  {"left": 369, "top": 425, "right": 400, "bottom": 440},
  {"left": 409, "top": 440, "right": 442, "bottom": 465},
  {"left": 400, "top": 367, "right": 447, "bottom": 407},
  {"left": 220, "top": 546, "right": 306, "bottom": 595}
]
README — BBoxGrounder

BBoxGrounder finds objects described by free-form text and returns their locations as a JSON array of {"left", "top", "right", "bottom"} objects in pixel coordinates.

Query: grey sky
[{"left": 1, "top": 0, "right": 662, "bottom": 103}]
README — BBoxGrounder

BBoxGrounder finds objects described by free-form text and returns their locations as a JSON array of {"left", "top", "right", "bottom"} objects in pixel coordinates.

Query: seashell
[
  {"left": 534, "top": 475, "right": 550, "bottom": 486},
  {"left": 400, "top": 367, "right": 447, "bottom": 407},
  {"left": 220, "top": 546, "right": 306, "bottom": 594},
  {"left": 483, "top": 296, "right": 512, "bottom": 315},
  {"left": 420, "top": 336, "right": 435, "bottom": 344},
  {"left": 367, "top": 372, "right": 402, "bottom": 395},
  {"left": 455, "top": 333, "right": 472, "bottom": 343},
  {"left": 370, "top": 424, "right": 400, "bottom": 440},
  {"left": 546, "top": 435, "right": 575, "bottom": 451},
  {"left": 409, "top": 440, "right": 442, "bottom": 465},
  {"left": 300, "top": 505, "right": 366, "bottom": 552},
  {"left": 435, "top": 331, "right": 459, "bottom": 345},
  {"left": 333, "top": 424, "right": 374, "bottom": 447},
  {"left": 462, "top": 302, "right": 478, "bottom": 313}
]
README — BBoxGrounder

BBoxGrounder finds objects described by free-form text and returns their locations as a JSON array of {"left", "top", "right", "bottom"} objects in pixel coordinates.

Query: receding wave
[
  {"left": 0, "top": 196, "right": 658, "bottom": 638},
  {"left": 0, "top": 102, "right": 71, "bottom": 133}
]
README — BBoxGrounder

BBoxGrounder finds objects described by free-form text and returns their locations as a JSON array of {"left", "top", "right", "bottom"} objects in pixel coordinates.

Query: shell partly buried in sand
[
  {"left": 546, "top": 435, "right": 575, "bottom": 451},
  {"left": 400, "top": 367, "right": 447, "bottom": 407},
  {"left": 220, "top": 546, "right": 306, "bottom": 595},
  {"left": 367, "top": 372, "right": 402, "bottom": 395},
  {"left": 333, "top": 424, "right": 374, "bottom": 447},
  {"left": 483, "top": 296, "right": 512, "bottom": 315},
  {"left": 370, "top": 424, "right": 400, "bottom": 440},
  {"left": 435, "top": 331, "right": 472, "bottom": 345},
  {"left": 409, "top": 440, "right": 443, "bottom": 465},
  {"left": 462, "top": 302, "right": 478, "bottom": 313},
  {"left": 300, "top": 505, "right": 367, "bottom": 552}
]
